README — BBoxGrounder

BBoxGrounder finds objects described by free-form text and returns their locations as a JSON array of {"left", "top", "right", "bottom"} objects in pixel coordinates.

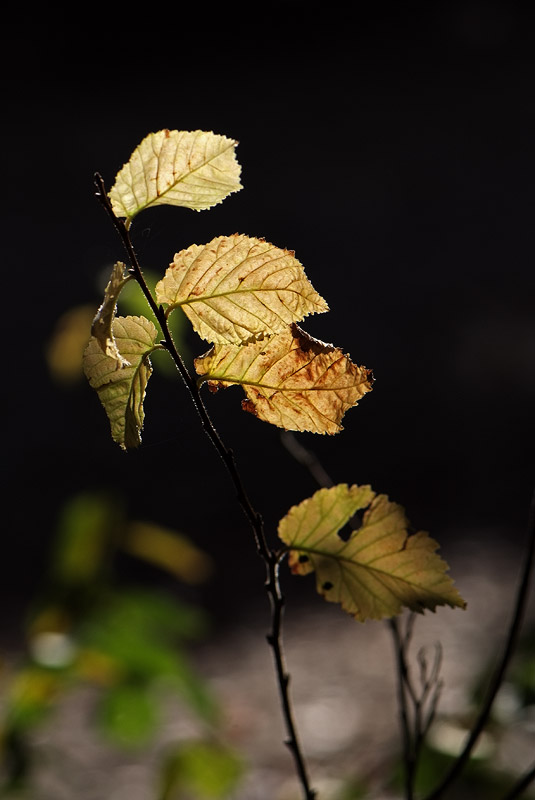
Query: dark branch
[
  {"left": 501, "top": 762, "right": 535, "bottom": 800},
  {"left": 94, "top": 175, "right": 315, "bottom": 800},
  {"left": 424, "top": 486, "right": 535, "bottom": 800}
]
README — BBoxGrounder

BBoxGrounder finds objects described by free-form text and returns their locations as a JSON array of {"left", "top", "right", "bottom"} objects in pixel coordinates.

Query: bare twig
[
  {"left": 266, "top": 551, "right": 316, "bottom": 800},
  {"left": 94, "top": 175, "right": 315, "bottom": 800},
  {"left": 501, "top": 762, "right": 535, "bottom": 800},
  {"left": 424, "top": 485, "right": 535, "bottom": 800},
  {"left": 280, "top": 431, "right": 335, "bottom": 488},
  {"left": 389, "top": 617, "right": 417, "bottom": 800}
]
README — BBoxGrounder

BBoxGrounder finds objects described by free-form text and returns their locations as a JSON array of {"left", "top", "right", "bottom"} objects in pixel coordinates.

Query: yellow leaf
[
  {"left": 155, "top": 234, "right": 329, "bottom": 345},
  {"left": 194, "top": 324, "right": 373, "bottom": 434},
  {"left": 109, "top": 129, "right": 242, "bottom": 220},
  {"left": 278, "top": 484, "right": 466, "bottom": 621},
  {"left": 91, "top": 262, "right": 132, "bottom": 365},
  {"left": 83, "top": 315, "right": 158, "bottom": 449},
  {"left": 45, "top": 304, "right": 95, "bottom": 384},
  {"left": 124, "top": 522, "right": 214, "bottom": 584}
]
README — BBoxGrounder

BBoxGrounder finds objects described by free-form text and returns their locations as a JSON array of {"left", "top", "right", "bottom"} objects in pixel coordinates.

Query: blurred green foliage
[{"left": 0, "top": 491, "right": 243, "bottom": 797}]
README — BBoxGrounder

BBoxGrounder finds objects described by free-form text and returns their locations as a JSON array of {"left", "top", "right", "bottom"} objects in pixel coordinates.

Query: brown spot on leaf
[{"left": 241, "top": 398, "right": 258, "bottom": 416}]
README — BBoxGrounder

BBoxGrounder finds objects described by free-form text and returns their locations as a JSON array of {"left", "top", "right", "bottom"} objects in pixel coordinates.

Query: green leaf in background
[
  {"left": 49, "top": 492, "right": 121, "bottom": 585},
  {"left": 159, "top": 740, "right": 244, "bottom": 799},
  {"left": 98, "top": 683, "right": 158, "bottom": 746},
  {"left": 82, "top": 590, "right": 218, "bottom": 724}
]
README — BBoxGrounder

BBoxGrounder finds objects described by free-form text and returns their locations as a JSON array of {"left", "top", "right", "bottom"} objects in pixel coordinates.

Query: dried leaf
[
  {"left": 278, "top": 484, "right": 466, "bottom": 621},
  {"left": 83, "top": 315, "right": 158, "bottom": 449},
  {"left": 156, "top": 234, "right": 329, "bottom": 345},
  {"left": 109, "top": 130, "right": 242, "bottom": 220},
  {"left": 194, "top": 324, "right": 373, "bottom": 434},
  {"left": 91, "top": 262, "right": 131, "bottom": 365}
]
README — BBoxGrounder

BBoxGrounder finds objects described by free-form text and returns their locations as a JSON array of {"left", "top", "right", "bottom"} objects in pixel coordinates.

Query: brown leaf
[{"left": 195, "top": 324, "right": 373, "bottom": 434}]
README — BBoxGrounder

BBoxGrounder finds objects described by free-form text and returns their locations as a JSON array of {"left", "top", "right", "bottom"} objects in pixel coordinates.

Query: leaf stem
[{"left": 93, "top": 174, "right": 315, "bottom": 800}]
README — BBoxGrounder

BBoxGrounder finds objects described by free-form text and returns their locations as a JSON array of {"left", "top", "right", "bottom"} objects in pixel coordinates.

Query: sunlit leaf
[
  {"left": 109, "top": 129, "right": 242, "bottom": 220},
  {"left": 83, "top": 315, "right": 159, "bottom": 449},
  {"left": 156, "top": 234, "right": 329, "bottom": 345},
  {"left": 91, "top": 262, "right": 132, "bottom": 365},
  {"left": 194, "top": 324, "right": 373, "bottom": 434},
  {"left": 278, "top": 484, "right": 466, "bottom": 621}
]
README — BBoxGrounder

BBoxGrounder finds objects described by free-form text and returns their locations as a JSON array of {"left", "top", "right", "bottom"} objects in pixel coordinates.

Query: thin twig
[
  {"left": 266, "top": 552, "right": 317, "bottom": 800},
  {"left": 424, "top": 485, "right": 535, "bottom": 800},
  {"left": 280, "top": 431, "right": 335, "bottom": 488},
  {"left": 389, "top": 617, "right": 416, "bottom": 800},
  {"left": 501, "top": 762, "right": 535, "bottom": 800},
  {"left": 94, "top": 175, "right": 315, "bottom": 800},
  {"left": 417, "top": 642, "right": 443, "bottom": 738}
]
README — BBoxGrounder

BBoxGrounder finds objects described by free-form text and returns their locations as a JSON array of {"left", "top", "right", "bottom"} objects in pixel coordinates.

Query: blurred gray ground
[{"left": 1, "top": 536, "right": 533, "bottom": 800}]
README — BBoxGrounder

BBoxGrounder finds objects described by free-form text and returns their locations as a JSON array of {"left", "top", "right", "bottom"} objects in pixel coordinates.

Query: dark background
[{"left": 2, "top": 1, "right": 534, "bottom": 635}]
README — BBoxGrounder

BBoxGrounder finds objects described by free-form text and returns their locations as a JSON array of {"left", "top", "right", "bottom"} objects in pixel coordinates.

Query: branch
[
  {"left": 94, "top": 176, "right": 315, "bottom": 800},
  {"left": 266, "top": 552, "right": 317, "bottom": 800},
  {"left": 424, "top": 485, "right": 535, "bottom": 800},
  {"left": 390, "top": 617, "right": 417, "bottom": 800},
  {"left": 501, "top": 762, "right": 535, "bottom": 800},
  {"left": 93, "top": 173, "right": 267, "bottom": 559}
]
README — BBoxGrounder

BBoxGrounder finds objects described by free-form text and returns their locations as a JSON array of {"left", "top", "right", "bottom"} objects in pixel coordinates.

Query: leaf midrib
[
  {"left": 287, "top": 543, "right": 422, "bottom": 583},
  {"left": 139, "top": 139, "right": 237, "bottom": 215}
]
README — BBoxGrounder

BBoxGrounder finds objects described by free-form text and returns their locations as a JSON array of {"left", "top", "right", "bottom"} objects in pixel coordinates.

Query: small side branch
[
  {"left": 390, "top": 617, "right": 416, "bottom": 800},
  {"left": 389, "top": 615, "right": 443, "bottom": 800}
]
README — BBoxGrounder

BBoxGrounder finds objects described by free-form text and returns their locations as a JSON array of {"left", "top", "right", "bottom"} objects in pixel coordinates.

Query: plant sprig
[{"left": 93, "top": 170, "right": 316, "bottom": 800}]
